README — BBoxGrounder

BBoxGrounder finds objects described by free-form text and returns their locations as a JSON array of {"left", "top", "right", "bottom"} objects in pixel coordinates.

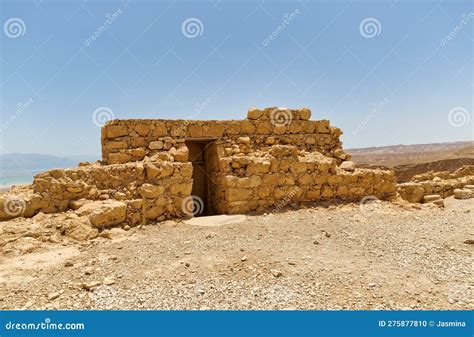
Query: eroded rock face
[{"left": 0, "top": 107, "right": 398, "bottom": 230}]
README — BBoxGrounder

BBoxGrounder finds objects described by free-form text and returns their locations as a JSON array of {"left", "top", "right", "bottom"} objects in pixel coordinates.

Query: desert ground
[{"left": 1, "top": 196, "right": 472, "bottom": 310}]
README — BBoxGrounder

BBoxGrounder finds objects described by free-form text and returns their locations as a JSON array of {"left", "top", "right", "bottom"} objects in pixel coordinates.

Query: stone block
[
  {"left": 454, "top": 188, "right": 473, "bottom": 199},
  {"left": 106, "top": 125, "right": 128, "bottom": 138},
  {"left": 75, "top": 200, "right": 127, "bottom": 228},
  {"left": 139, "top": 184, "right": 165, "bottom": 198},
  {"left": 225, "top": 188, "right": 253, "bottom": 202}
]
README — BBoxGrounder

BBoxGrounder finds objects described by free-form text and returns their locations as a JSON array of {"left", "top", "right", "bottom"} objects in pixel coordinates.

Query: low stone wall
[
  {"left": 0, "top": 159, "right": 192, "bottom": 224},
  {"left": 211, "top": 146, "right": 395, "bottom": 214},
  {"left": 398, "top": 175, "right": 474, "bottom": 203},
  {"left": 412, "top": 165, "right": 474, "bottom": 182}
]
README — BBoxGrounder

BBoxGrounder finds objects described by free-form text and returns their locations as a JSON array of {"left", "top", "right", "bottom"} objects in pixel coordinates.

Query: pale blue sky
[{"left": 0, "top": 0, "right": 473, "bottom": 157}]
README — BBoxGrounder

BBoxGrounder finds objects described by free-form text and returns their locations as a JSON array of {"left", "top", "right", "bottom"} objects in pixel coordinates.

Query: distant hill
[
  {"left": 347, "top": 141, "right": 474, "bottom": 182},
  {"left": 65, "top": 155, "right": 100, "bottom": 164},
  {"left": 0, "top": 153, "right": 99, "bottom": 178},
  {"left": 348, "top": 141, "right": 474, "bottom": 167}
]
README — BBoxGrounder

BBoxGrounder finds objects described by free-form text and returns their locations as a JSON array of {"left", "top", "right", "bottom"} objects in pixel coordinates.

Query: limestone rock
[
  {"left": 432, "top": 199, "right": 444, "bottom": 207},
  {"left": 270, "top": 145, "right": 298, "bottom": 158},
  {"left": 75, "top": 200, "right": 127, "bottom": 228},
  {"left": 299, "top": 108, "right": 311, "bottom": 120},
  {"left": 139, "top": 184, "right": 165, "bottom": 198},
  {"left": 271, "top": 269, "right": 283, "bottom": 277},
  {"left": 398, "top": 183, "right": 425, "bottom": 203},
  {"left": 339, "top": 161, "right": 355, "bottom": 172},
  {"left": 247, "top": 108, "right": 263, "bottom": 120},
  {"left": 81, "top": 281, "right": 102, "bottom": 290},
  {"left": 423, "top": 194, "right": 442, "bottom": 203},
  {"left": 62, "top": 217, "right": 99, "bottom": 241},
  {"left": 169, "top": 146, "right": 189, "bottom": 162},
  {"left": 149, "top": 141, "right": 164, "bottom": 150},
  {"left": 454, "top": 188, "right": 473, "bottom": 199},
  {"left": 69, "top": 198, "right": 93, "bottom": 211},
  {"left": 106, "top": 125, "right": 128, "bottom": 138}
]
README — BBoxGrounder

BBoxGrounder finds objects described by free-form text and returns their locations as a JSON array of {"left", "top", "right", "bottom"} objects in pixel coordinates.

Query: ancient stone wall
[
  {"left": 397, "top": 165, "right": 474, "bottom": 203},
  {"left": 101, "top": 108, "right": 348, "bottom": 165},
  {"left": 210, "top": 145, "right": 395, "bottom": 214},
  {"left": 398, "top": 175, "right": 474, "bottom": 203},
  {"left": 411, "top": 165, "right": 474, "bottom": 182},
  {"left": 29, "top": 159, "right": 193, "bottom": 225}
]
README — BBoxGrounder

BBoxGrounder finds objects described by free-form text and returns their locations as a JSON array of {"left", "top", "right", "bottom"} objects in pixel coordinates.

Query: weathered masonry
[{"left": 0, "top": 107, "right": 396, "bottom": 226}]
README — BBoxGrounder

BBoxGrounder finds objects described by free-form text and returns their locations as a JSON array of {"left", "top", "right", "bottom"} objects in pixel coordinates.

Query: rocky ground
[{"left": 0, "top": 197, "right": 472, "bottom": 310}]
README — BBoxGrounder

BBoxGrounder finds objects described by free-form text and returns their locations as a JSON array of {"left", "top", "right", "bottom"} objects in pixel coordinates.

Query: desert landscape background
[{"left": 349, "top": 141, "right": 474, "bottom": 182}]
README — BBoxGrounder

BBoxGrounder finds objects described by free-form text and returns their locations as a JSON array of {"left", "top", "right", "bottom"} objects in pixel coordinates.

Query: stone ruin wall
[
  {"left": 100, "top": 108, "right": 346, "bottom": 165},
  {"left": 0, "top": 107, "right": 397, "bottom": 227},
  {"left": 98, "top": 107, "right": 395, "bottom": 216},
  {"left": 397, "top": 165, "right": 474, "bottom": 203}
]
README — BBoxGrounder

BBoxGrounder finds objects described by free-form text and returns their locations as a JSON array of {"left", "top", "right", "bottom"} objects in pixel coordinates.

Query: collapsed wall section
[
  {"left": 398, "top": 165, "right": 474, "bottom": 203},
  {"left": 0, "top": 159, "right": 193, "bottom": 224}
]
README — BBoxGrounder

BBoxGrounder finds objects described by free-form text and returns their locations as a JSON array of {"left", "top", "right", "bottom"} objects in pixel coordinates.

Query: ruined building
[{"left": 0, "top": 107, "right": 397, "bottom": 227}]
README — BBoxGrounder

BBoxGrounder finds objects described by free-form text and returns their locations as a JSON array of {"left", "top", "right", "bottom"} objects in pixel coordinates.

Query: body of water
[{"left": 0, "top": 173, "right": 35, "bottom": 189}]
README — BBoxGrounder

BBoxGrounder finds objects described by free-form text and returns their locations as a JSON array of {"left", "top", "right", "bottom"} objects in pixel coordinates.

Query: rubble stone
[{"left": 454, "top": 189, "right": 473, "bottom": 200}]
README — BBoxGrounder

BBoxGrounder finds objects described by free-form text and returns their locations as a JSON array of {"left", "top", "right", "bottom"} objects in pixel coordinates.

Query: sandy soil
[{"left": 0, "top": 197, "right": 472, "bottom": 310}]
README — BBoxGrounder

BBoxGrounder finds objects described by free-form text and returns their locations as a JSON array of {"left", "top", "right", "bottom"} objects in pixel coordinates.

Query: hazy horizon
[{"left": 0, "top": 139, "right": 472, "bottom": 159}]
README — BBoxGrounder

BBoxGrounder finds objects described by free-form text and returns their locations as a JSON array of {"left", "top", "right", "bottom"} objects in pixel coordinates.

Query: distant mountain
[
  {"left": 0, "top": 153, "right": 99, "bottom": 177},
  {"left": 66, "top": 155, "right": 100, "bottom": 163},
  {"left": 347, "top": 141, "right": 473, "bottom": 156}
]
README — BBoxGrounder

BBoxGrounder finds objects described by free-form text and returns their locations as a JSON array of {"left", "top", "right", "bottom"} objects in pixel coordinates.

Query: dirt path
[{"left": 0, "top": 198, "right": 472, "bottom": 310}]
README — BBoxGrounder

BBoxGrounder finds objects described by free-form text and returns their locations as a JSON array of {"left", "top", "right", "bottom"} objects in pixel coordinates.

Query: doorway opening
[{"left": 185, "top": 139, "right": 216, "bottom": 217}]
